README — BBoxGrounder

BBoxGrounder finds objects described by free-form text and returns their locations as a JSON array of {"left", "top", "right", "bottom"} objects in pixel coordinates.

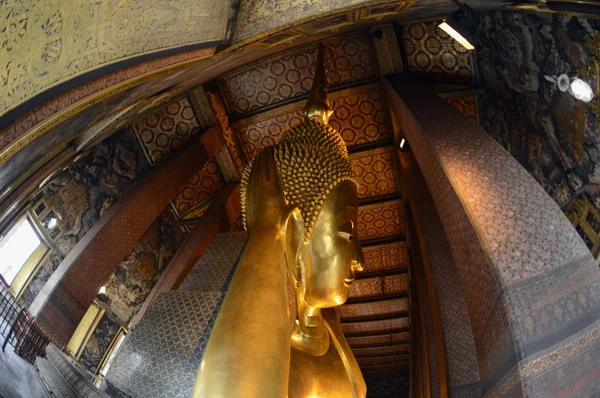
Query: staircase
[{"left": 34, "top": 344, "right": 110, "bottom": 398}]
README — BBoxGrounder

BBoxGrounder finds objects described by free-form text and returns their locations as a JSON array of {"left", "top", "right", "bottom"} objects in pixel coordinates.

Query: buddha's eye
[{"left": 337, "top": 231, "right": 353, "bottom": 241}]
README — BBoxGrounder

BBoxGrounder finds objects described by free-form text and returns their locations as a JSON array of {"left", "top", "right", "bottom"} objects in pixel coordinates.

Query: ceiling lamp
[
  {"left": 545, "top": 74, "right": 595, "bottom": 103},
  {"left": 438, "top": 0, "right": 481, "bottom": 51}
]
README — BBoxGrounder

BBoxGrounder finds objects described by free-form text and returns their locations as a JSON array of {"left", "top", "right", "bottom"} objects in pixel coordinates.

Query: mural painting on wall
[
  {"left": 20, "top": 129, "right": 149, "bottom": 308},
  {"left": 477, "top": 12, "right": 600, "bottom": 254},
  {"left": 79, "top": 313, "right": 121, "bottom": 373},
  {"left": 106, "top": 205, "right": 187, "bottom": 323}
]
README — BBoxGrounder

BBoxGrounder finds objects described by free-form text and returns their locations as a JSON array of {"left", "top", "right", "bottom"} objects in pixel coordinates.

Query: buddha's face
[{"left": 303, "top": 181, "right": 364, "bottom": 308}]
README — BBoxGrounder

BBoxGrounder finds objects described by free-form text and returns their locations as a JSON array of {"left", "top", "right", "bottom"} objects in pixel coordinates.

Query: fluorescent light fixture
[
  {"left": 439, "top": 21, "right": 475, "bottom": 50},
  {"left": 399, "top": 138, "right": 406, "bottom": 149},
  {"left": 47, "top": 218, "right": 57, "bottom": 229},
  {"left": 0, "top": 219, "right": 41, "bottom": 284},
  {"left": 570, "top": 78, "right": 594, "bottom": 102}
]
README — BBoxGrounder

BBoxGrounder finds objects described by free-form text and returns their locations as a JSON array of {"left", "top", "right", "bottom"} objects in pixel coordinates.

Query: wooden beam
[
  {"left": 348, "top": 139, "right": 395, "bottom": 154},
  {"left": 359, "top": 193, "right": 402, "bottom": 207},
  {"left": 350, "top": 340, "right": 410, "bottom": 349},
  {"left": 361, "top": 235, "right": 405, "bottom": 247},
  {"left": 355, "top": 351, "right": 409, "bottom": 359},
  {"left": 345, "top": 292, "right": 408, "bottom": 305},
  {"left": 344, "top": 327, "right": 409, "bottom": 338},
  {"left": 356, "top": 268, "right": 407, "bottom": 280},
  {"left": 340, "top": 312, "right": 408, "bottom": 324}
]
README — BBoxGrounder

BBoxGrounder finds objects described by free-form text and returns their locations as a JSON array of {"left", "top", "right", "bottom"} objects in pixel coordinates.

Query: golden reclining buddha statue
[{"left": 193, "top": 47, "right": 367, "bottom": 398}]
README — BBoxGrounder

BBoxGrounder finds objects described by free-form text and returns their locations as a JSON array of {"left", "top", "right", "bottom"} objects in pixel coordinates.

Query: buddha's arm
[{"left": 193, "top": 226, "right": 291, "bottom": 398}]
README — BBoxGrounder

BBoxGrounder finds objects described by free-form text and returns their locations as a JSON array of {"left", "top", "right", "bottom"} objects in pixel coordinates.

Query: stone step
[{"left": 35, "top": 356, "right": 79, "bottom": 398}]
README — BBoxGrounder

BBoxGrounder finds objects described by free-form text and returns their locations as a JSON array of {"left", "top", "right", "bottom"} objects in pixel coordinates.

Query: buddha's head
[{"left": 241, "top": 120, "right": 364, "bottom": 308}]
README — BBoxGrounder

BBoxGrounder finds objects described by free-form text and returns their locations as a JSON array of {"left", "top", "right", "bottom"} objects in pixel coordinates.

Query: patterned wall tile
[
  {"left": 107, "top": 291, "right": 222, "bottom": 398},
  {"left": 357, "top": 201, "right": 403, "bottom": 241},
  {"left": 179, "top": 232, "right": 248, "bottom": 292},
  {"left": 342, "top": 317, "right": 409, "bottom": 334},
  {"left": 399, "top": 21, "right": 475, "bottom": 83},
  {"left": 446, "top": 95, "right": 478, "bottom": 123},
  {"left": 354, "top": 345, "right": 409, "bottom": 357},
  {"left": 394, "top": 75, "right": 600, "bottom": 394},
  {"left": 132, "top": 96, "right": 200, "bottom": 164},
  {"left": 233, "top": 83, "right": 390, "bottom": 160},
  {"left": 220, "top": 32, "right": 377, "bottom": 116},
  {"left": 362, "top": 242, "right": 406, "bottom": 274},
  {"left": 172, "top": 158, "right": 225, "bottom": 215},
  {"left": 339, "top": 298, "right": 408, "bottom": 319},
  {"left": 351, "top": 149, "right": 398, "bottom": 199}
]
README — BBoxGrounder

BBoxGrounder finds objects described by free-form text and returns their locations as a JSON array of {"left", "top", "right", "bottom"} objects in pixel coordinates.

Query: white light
[
  {"left": 439, "top": 21, "right": 475, "bottom": 51},
  {"left": 400, "top": 138, "right": 406, "bottom": 149},
  {"left": 570, "top": 78, "right": 594, "bottom": 102},
  {"left": 99, "top": 286, "right": 107, "bottom": 295},
  {"left": 47, "top": 218, "right": 57, "bottom": 229},
  {"left": 0, "top": 219, "right": 40, "bottom": 284}
]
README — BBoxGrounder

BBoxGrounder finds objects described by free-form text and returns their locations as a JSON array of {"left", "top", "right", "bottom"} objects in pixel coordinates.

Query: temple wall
[
  {"left": 478, "top": 12, "right": 600, "bottom": 260},
  {"left": 105, "top": 232, "right": 246, "bottom": 398},
  {"left": 386, "top": 75, "right": 600, "bottom": 396}
]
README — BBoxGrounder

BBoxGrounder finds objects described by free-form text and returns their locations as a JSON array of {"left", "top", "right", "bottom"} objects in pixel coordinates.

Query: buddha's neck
[{"left": 291, "top": 289, "right": 330, "bottom": 356}]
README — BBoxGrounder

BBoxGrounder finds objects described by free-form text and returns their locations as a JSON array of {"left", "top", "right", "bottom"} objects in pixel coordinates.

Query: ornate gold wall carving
[{"left": 0, "top": 0, "right": 236, "bottom": 117}]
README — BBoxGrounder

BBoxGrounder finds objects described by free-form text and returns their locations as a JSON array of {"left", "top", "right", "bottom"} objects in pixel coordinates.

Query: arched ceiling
[{"left": 0, "top": 0, "right": 502, "bottom": 391}]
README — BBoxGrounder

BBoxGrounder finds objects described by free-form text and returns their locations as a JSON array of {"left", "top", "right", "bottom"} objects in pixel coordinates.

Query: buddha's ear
[{"left": 282, "top": 207, "right": 304, "bottom": 282}]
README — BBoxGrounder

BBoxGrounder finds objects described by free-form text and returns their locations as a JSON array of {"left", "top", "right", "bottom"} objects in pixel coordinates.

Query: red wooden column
[{"left": 385, "top": 75, "right": 600, "bottom": 397}]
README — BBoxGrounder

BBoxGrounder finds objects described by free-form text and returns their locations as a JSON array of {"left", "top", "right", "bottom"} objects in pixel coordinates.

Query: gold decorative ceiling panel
[
  {"left": 357, "top": 201, "right": 403, "bottom": 241},
  {"left": 233, "top": 83, "right": 392, "bottom": 159},
  {"left": 391, "top": 332, "right": 410, "bottom": 343},
  {"left": 446, "top": 95, "right": 479, "bottom": 123},
  {"left": 399, "top": 20, "right": 475, "bottom": 83},
  {"left": 220, "top": 32, "right": 377, "bottom": 116},
  {"left": 232, "top": 103, "right": 305, "bottom": 159},
  {"left": 328, "top": 84, "right": 391, "bottom": 147},
  {"left": 353, "top": 344, "right": 409, "bottom": 357},
  {"left": 362, "top": 242, "right": 407, "bottom": 273},
  {"left": 132, "top": 97, "right": 200, "bottom": 165},
  {"left": 383, "top": 274, "right": 408, "bottom": 295},
  {"left": 342, "top": 317, "right": 409, "bottom": 334},
  {"left": 349, "top": 274, "right": 408, "bottom": 299},
  {"left": 349, "top": 278, "right": 384, "bottom": 299},
  {"left": 347, "top": 334, "right": 393, "bottom": 347},
  {"left": 350, "top": 148, "right": 398, "bottom": 199},
  {"left": 357, "top": 354, "right": 408, "bottom": 366},
  {"left": 171, "top": 158, "right": 225, "bottom": 215},
  {"left": 338, "top": 298, "right": 408, "bottom": 319}
]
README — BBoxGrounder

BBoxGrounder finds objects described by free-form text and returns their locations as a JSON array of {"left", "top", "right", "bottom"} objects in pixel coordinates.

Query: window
[{"left": 0, "top": 217, "right": 41, "bottom": 285}]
